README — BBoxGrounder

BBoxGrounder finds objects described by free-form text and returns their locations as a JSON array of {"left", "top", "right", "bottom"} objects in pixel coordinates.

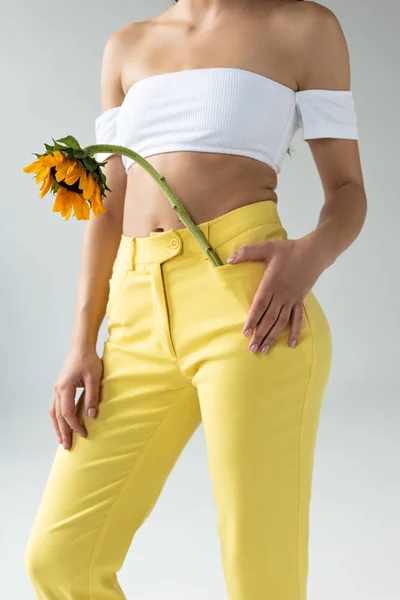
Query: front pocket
[
  {"left": 211, "top": 261, "right": 312, "bottom": 342},
  {"left": 208, "top": 221, "right": 288, "bottom": 267},
  {"left": 211, "top": 260, "right": 267, "bottom": 314},
  {"left": 206, "top": 220, "right": 293, "bottom": 318}
]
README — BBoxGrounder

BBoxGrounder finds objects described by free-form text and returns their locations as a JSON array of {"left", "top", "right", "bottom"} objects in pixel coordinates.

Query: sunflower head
[{"left": 23, "top": 135, "right": 111, "bottom": 220}]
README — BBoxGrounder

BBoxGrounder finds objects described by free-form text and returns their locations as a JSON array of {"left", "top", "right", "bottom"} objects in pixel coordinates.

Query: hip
[{"left": 106, "top": 199, "right": 332, "bottom": 371}]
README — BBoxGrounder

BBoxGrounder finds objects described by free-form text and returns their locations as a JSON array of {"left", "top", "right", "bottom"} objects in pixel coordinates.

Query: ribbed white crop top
[{"left": 94, "top": 67, "right": 358, "bottom": 175}]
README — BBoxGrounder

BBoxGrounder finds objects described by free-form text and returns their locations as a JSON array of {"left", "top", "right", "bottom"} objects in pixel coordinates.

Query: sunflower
[{"left": 23, "top": 135, "right": 110, "bottom": 221}]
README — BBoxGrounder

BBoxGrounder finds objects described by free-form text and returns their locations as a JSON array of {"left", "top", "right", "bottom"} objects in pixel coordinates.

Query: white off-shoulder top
[{"left": 94, "top": 67, "right": 359, "bottom": 175}]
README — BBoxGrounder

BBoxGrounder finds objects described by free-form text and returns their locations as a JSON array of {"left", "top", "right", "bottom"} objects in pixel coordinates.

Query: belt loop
[{"left": 130, "top": 238, "right": 136, "bottom": 270}]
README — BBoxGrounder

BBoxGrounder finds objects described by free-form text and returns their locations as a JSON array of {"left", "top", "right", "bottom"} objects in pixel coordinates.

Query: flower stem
[{"left": 84, "top": 144, "right": 223, "bottom": 267}]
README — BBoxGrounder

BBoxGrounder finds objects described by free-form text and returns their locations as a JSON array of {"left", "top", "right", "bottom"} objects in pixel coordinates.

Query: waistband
[{"left": 117, "top": 199, "right": 285, "bottom": 268}]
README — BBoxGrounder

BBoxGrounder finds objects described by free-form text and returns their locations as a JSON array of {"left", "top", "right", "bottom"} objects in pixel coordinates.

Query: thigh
[
  {"left": 195, "top": 286, "right": 332, "bottom": 599},
  {"left": 26, "top": 338, "right": 201, "bottom": 581}
]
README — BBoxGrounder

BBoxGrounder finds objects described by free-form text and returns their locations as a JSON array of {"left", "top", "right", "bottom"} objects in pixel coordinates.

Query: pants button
[{"left": 170, "top": 238, "right": 179, "bottom": 249}]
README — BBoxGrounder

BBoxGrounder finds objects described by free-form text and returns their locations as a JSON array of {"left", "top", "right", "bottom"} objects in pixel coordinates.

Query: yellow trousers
[{"left": 25, "top": 200, "right": 332, "bottom": 599}]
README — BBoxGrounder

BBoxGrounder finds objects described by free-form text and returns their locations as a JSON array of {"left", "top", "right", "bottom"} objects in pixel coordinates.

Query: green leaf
[
  {"left": 82, "top": 155, "right": 98, "bottom": 172},
  {"left": 56, "top": 135, "right": 81, "bottom": 150},
  {"left": 44, "top": 143, "right": 54, "bottom": 153},
  {"left": 62, "top": 147, "right": 76, "bottom": 157},
  {"left": 52, "top": 138, "right": 64, "bottom": 151},
  {"left": 51, "top": 180, "right": 60, "bottom": 193}
]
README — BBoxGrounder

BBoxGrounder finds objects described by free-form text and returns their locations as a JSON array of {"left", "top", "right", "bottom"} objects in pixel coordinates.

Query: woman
[{"left": 24, "top": 0, "right": 367, "bottom": 598}]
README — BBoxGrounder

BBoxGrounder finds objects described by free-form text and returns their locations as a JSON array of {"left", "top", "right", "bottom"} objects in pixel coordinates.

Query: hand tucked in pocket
[{"left": 226, "top": 238, "right": 328, "bottom": 354}]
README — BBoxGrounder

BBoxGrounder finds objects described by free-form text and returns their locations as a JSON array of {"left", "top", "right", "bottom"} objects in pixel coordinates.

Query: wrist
[
  {"left": 69, "top": 337, "right": 97, "bottom": 354},
  {"left": 70, "top": 326, "right": 98, "bottom": 353},
  {"left": 296, "top": 227, "right": 338, "bottom": 272},
  {"left": 70, "top": 305, "right": 101, "bottom": 352}
]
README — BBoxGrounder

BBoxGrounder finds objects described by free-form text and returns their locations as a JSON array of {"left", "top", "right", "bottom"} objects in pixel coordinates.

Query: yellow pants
[{"left": 25, "top": 200, "right": 332, "bottom": 599}]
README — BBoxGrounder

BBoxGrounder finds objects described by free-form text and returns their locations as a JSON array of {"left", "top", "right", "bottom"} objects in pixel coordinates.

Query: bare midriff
[{"left": 122, "top": 151, "right": 278, "bottom": 237}]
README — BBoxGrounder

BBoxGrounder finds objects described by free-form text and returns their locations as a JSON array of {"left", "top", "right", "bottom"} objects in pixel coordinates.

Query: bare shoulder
[
  {"left": 283, "top": 1, "right": 341, "bottom": 27},
  {"left": 281, "top": 1, "right": 351, "bottom": 89},
  {"left": 276, "top": 0, "right": 345, "bottom": 42},
  {"left": 115, "top": 9, "right": 175, "bottom": 40},
  {"left": 105, "top": 20, "right": 148, "bottom": 53},
  {"left": 98, "top": 21, "right": 150, "bottom": 110}
]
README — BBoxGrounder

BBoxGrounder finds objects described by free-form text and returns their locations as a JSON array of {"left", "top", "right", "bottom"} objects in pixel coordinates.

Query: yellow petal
[
  {"left": 64, "top": 165, "right": 82, "bottom": 186},
  {"left": 86, "top": 173, "right": 95, "bottom": 199},
  {"left": 72, "top": 193, "right": 83, "bottom": 220},
  {"left": 39, "top": 174, "right": 52, "bottom": 198},
  {"left": 23, "top": 159, "right": 42, "bottom": 174},
  {"left": 72, "top": 193, "right": 90, "bottom": 221},
  {"left": 52, "top": 188, "right": 66, "bottom": 213},
  {"left": 53, "top": 151, "right": 66, "bottom": 165},
  {"left": 66, "top": 160, "right": 76, "bottom": 173},
  {"left": 41, "top": 154, "right": 59, "bottom": 168},
  {"left": 63, "top": 202, "right": 73, "bottom": 220},
  {"left": 79, "top": 169, "right": 90, "bottom": 199},
  {"left": 62, "top": 190, "right": 74, "bottom": 220},
  {"left": 91, "top": 183, "right": 106, "bottom": 217},
  {"left": 35, "top": 166, "right": 50, "bottom": 184},
  {"left": 81, "top": 196, "right": 90, "bottom": 220},
  {"left": 55, "top": 159, "right": 75, "bottom": 182},
  {"left": 55, "top": 167, "right": 67, "bottom": 182},
  {"left": 53, "top": 187, "right": 73, "bottom": 220},
  {"left": 90, "top": 184, "right": 99, "bottom": 216}
]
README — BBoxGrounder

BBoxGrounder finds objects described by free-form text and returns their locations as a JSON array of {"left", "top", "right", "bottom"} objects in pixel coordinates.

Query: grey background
[{"left": 2, "top": 0, "right": 399, "bottom": 598}]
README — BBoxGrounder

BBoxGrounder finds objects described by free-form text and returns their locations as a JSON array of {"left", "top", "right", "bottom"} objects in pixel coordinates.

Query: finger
[
  {"left": 248, "top": 300, "right": 286, "bottom": 353},
  {"left": 228, "top": 241, "right": 274, "bottom": 264},
  {"left": 243, "top": 284, "right": 274, "bottom": 337},
  {"left": 56, "top": 397, "right": 72, "bottom": 450},
  {"left": 84, "top": 375, "right": 100, "bottom": 419},
  {"left": 49, "top": 393, "right": 63, "bottom": 444},
  {"left": 258, "top": 304, "right": 292, "bottom": 354},
  {"left": 60, "top": 384, "right": 87, "bottom": 439},
  {"left": 59, "top": 418, "right": 72, "bottom": 450},
  {"left": 288, "top": 302, "right": 304, "bottom": 348}
]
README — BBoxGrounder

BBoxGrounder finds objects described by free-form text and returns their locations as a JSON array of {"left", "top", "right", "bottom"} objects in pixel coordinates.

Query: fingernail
[
  {"left": 244, "top": 328, "right": 252, "bottom": 337},
  {"left": 227, "top": 254, "right": 236, "bottom": 263},
  {"left": 261, "top": 344, "right": 270, "bottom": 354},
  {"left": 249, "top": 344, "right": 258, "bottom": 353},
  {"left": 88, "top": 408, "right": 96, "bottom": 418},
  {"left": 289, "top": 340, "right": 296, "bottom": 348},
  {"left": 63, "top": 442, "right": 68, "bottom": 450}
]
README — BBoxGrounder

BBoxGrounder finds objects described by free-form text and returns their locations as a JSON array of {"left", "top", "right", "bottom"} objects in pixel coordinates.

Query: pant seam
[
  {"left": 297, "top": 313, "right": 315, "bottom": 600},
  {"left": 87, "top": 384, "right": 193, "bottom": 599}
]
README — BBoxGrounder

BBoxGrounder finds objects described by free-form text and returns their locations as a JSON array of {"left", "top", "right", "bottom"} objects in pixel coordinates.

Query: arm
[
  {"left": 295, "top": 2, "right": 367, "bottom": 269},
  {"left": 229, "top": 4, "right": 367, "bottom": 354},
  {"left": 51, "top": 31, "right": 127, "bottom": 449},
  {"left": 70, "top": 32, "right": 127, "bottom": 349}
]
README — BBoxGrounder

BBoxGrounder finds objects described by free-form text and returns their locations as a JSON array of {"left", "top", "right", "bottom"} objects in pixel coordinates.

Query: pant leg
[
  {"left": 195, "top": 289, "right": 332, "bottom": 600},
  {"left": 24, "top": 261, "right": 201, "bottom": 600},
  {"left": 170, "top": 217, "right": 333, "bottom": 600}
]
